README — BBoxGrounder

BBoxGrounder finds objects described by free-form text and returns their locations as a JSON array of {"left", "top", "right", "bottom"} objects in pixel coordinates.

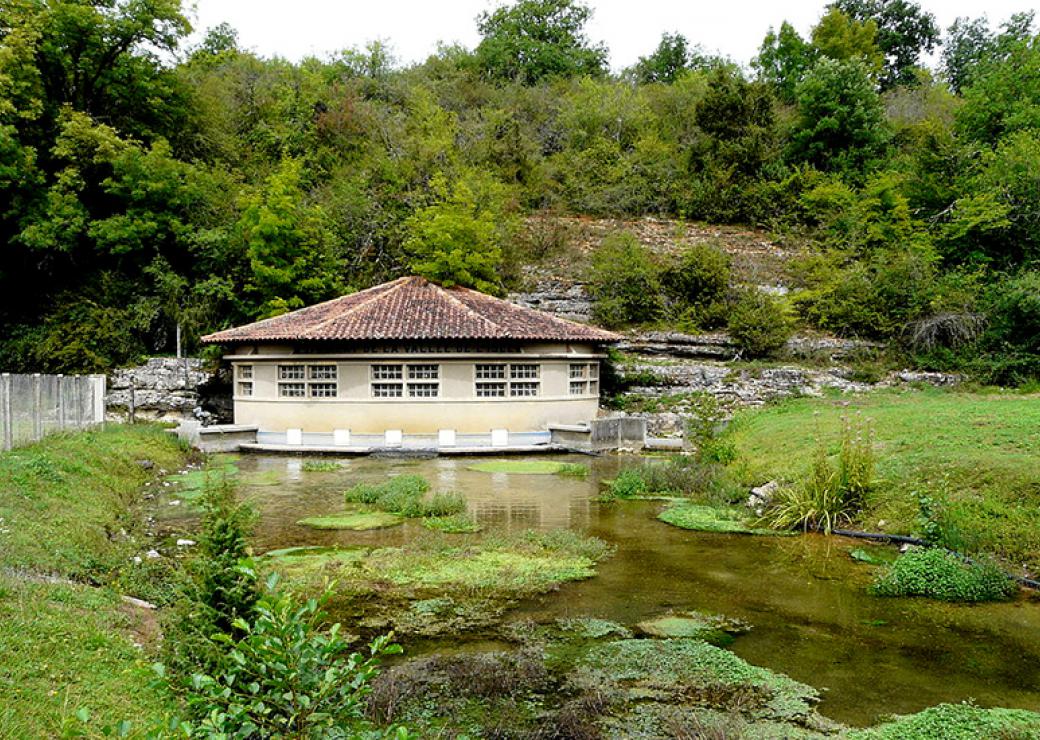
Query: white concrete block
[
  {"left": 286, "top": 428, "right": 303, "bottom": 445},
  {"left": 438, "top": 429, "right": 456, "bottom": 447},
  {"left": 385, "top": 429, "right": 403, "bottom": 447},
  {"left": 333, "top": 429, "right": 351, "bottom": 446},
  {"left": 490, "top": 428, "right": 509, "bottom": 447}
]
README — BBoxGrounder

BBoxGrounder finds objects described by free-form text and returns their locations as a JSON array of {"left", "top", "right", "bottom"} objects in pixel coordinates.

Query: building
[{"left": 200, "top": 276, "right": 620, "bottom": 447}]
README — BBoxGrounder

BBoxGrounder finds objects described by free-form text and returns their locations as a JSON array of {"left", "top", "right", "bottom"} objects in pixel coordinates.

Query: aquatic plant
[
  {"left": 658, "top": 503, "right": 783, "bottom": 536},
  {"left": 871, "top": 547, "right": 1017, "bottom": 603},
  {"left": 846, "top": 701, "right": 1040, "bottom": 739},
  {"left": 422, "top": 512, "right": 481, "bottom": 533},
  {"left": 604, "top": 468, "right": 648, "bottom": 500},
  {"left": 301, "top": 460, "right": 344, "bottom": 472},
  {"left": 296, "top": 511, "right": 402, "bottom": 531},
  {"left": 767, "top": 415, "right": 875, "bottom": 533},
  {"left": 466, "top": 460, "right": 590, "bottom": 476},
  {"left": 343, "top": 475, "right": 464, "bottom": 518},
  {"left": 604, "top": 455, "right": 730, "bottom": 503}
]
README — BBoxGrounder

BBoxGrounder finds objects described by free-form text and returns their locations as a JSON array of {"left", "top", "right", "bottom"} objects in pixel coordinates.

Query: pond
[{"left": 161, "top": 453, "right": 1040, "bottom": 728}]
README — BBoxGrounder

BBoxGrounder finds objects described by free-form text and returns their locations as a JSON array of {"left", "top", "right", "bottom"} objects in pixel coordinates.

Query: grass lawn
[
  {"left": 729, "top": 389, "right": 1040, "bottom": 569},
  {"left": 0, "top": 425, "right": 190, "bottom": 735}
]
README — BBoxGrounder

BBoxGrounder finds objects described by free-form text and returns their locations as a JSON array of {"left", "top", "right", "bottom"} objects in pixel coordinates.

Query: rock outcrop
[{"left": 106, "top": 357, "right": 230, "bottom": 423}]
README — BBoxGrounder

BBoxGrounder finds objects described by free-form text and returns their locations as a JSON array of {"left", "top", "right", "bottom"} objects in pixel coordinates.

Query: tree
[
  {"left": 956, "top": 28, "right": 1040, "bottom": 143},
  {"left": 788, "top": 58, "right": 888, "bottom": 174},
  {"left": 236, "top": 159, "right": 345, "bottom": 318},
  {"left": 474, "top": 0, "right": 607, "bottom": 84},
  {"left": 811, "top": 8, "right": 884, "bottom": 76},
  {"left": 831, "top": 0, "right": 938, "bottom": 89},
  {"left": 754, "top": 22, "right": 817, "bottom": 104},
  {"left": 943, "top": 13, "right": 1036, "bottom": 94},
  {"left": 588, "top": 232, "right": 664, "bottom": 327},
  {"left": 404, "top": 172, "right": 513, "bottom": 294},
  {"left": 632, "top": 32, "right": 704, "bottom": 84}
]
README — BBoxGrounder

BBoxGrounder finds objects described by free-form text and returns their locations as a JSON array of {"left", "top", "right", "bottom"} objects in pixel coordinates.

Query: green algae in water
[
  {"left": 577, "top": 638, "right": 820, "bottom": 724},
  {"left": 850, "top": 547, "right": 897, "bottom": 566},
  {"left": 422, "top": 513, "right": 481, "bottom": 533},
  {"left": 635, "top": 610, "right": 751, "bottom": 646},
  {"left": 301, "top": 460, "right": 344, "bottom": 473},
  {"left": 845, "top": 702, "right": 1040, "bottom": 739},
  {"left": 658, "top": 503, "right": 787, "bottom": 536},
  {"left": 296, "top": 510, "right": 402, "bottom": 530},
  {"left": 262, "top": 546, "right": 369, "bottom": 568},
  {"left": 467, "top": 460, "right": 589, "bottom": 476}
]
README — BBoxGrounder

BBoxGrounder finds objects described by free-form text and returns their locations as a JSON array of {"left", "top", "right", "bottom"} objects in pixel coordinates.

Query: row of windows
[{"left": 235, "top": 363, "right": 597, "bottom": 399}]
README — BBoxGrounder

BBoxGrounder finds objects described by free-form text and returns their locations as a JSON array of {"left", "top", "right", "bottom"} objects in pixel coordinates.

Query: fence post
[
  {"left": 57, "top": 373, "right": 65, "bottom": 431},
  {"left": 128, "top": 375, "right": 136, "bottom": 424},
  {"left": 32, "top": 373, "right": 41, "bottom": 441},
  {"left": 1, "top": 374, "right": 11, "bottom": 452},
  {"left": 91, "top": 375, "right": 106, "bottom": 428}
]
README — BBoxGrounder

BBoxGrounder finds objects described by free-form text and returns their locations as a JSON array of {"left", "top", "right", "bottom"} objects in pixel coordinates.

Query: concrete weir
[{"left": 174, "top": 417, "right": 648, "bottom": 456}]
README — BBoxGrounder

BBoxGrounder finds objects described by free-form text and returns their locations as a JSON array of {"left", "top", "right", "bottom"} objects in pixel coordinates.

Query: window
[
  {"left": 510, "top": 382, "right": 539, "bottom": 397},
  {"left": 309, "top": 383, "right": 338, "bottom": 398},
  {"left": 370, "top": 364, "right": 439, "bottom": 398},
  {"left": 476, "top": 382, "right": 506, "bottom": 398},
  {"left": 237, "top": 365, "right": 254, "bottom": 397},
  {"left": 279, "top": 365, "right": 305, "bottom": 380},
  {"left": 278, "top": 382, "right": 305, "bottom": 398},
  {"left": 372, "top": 364, "right": 403, "bottom": 380},
  {"left": 408, "top": 383, "right": 439, "bottom": 398},
  {"left": 408, "top": 364, "right": 439, "bottom": 380},
  {"left": 278, "top": 364, "right": 338, "bottom": 398},
  {"left": 567, "top": 362, "right": 599, "bottom": 396},
  {"left": 476, "top": 364, "right": 506, "bottom": 379},
  {"left": 309, "top": 365, "right": 337, "bottom": 380},
  {"left": 511, "top": 364, "right": 539, "bottom": 379}
]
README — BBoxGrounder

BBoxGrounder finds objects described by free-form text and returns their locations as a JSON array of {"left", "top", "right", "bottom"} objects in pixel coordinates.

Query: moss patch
[
  {"left": 466, "top": 460, "right": 589, "bottom": 476},
  {"left": 658, "top": 503, "right": 785, "bottom": 536},
  {"left": 266, "top": 530, "right": 611, "bottom": 637},
  {"left": 422, "top": 513, "right": 481, "bottom": 533},
  {"left": 296, "top": 510, "right": 402, "bottom": 531},
  {"left": 634, "top": 610, "right": 750, "bottom": 646},
  {"left": 846, "top": 702, "right": 1040, "bottom": 739}
]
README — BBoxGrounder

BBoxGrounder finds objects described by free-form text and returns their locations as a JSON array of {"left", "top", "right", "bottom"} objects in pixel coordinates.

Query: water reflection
[{"left": 173, "top": 453, "right": 1040, "bottom": 727}]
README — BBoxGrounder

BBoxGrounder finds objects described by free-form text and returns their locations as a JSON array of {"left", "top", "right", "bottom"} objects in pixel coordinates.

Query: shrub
[
  {"left": 684, "top": 393, "right": 736, "bottom": 465},
  {"left": 768, "top": 416, "right": 874, "bottom": 533},
  {"left": 588, "top": 232, "right": 665, "bottom": 327},
  {"left": 422, "top": 491, "right": 467, "bottom": 518},
  {"left": 663, "top": 242, "right": 731, "bottom": 328},
  {"left": 727, "top": 289, "right": 793, "bottom": 357},
  {"left": 184, "top": 576, "right": 403, "bottom": 737},
  {"left": 161, "top": 478, "right": 260, "bottom": 680},
  {"left": 605, "top": 468, "right": 648, "bottom": 500},
  {"left": 872, "top": 548, "right": 1017, "bottom": 602},
  {"left": 976, "top": 270, "right": 1040, "bottom": 384}
]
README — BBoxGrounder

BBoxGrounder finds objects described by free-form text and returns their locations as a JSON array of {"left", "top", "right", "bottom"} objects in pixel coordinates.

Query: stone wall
[{"left": 106, "top": 357, "right": 229, "bottom": 424}]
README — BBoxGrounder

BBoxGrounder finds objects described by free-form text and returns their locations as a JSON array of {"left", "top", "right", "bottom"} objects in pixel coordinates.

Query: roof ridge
[{"left": 435, "top": 283, "right": 506, "bottom": 333}]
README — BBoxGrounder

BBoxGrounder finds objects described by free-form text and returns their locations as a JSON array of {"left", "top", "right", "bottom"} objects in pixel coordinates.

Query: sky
[{"left": 187, "top": 0, "right": 1034, "bottom": 70}]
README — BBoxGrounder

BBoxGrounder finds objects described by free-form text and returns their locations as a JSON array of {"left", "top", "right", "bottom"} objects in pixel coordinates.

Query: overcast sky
[{"left": 187, "top": 1, "right": 1034, "bottom": 70}]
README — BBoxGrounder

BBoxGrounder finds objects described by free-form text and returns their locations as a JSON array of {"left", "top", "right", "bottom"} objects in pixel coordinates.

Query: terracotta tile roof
[{"left": 201, "top": 276, "right": 620, "bottom": 345}]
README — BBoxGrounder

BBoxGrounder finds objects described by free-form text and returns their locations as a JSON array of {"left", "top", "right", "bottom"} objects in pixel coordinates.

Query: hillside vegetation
[{"left": 2, "top": 1, "right": 1040, "bottom": 386}]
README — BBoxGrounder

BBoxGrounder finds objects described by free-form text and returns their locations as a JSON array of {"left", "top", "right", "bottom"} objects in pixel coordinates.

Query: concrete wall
[{"left": 226, "top": 349, "right": 604, "bottom": 434}]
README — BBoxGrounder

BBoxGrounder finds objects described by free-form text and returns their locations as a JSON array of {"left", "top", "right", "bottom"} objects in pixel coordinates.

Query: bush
[
  {"left": 183, "top": 576, "right": 403, "bottom": 737},
  {"left": 768, "top": 416, "right": 874, "bottom": 533},
  {"left": 976, "top": 270, "right": 1040, "bottom": 384},
  {"left": 663, "top": 242, "right": 731, "bottom": 328},
  {"left": 872, "top": 548, "right": 1017, "bottom": 602},
  {"left": 727, "top": 289, "right": 793, "bottom": 357},
  {"left": 161, "top": 478, "right": 260, "bottom": 681},
  {"left": 588, "top": 232, "right": 664, "bottom": 327},
  {"left": 605, "top": 468, "right": 648, "bottom": 500},
  {"left": 684, "top": 394, "right": 736, "bottom": 464}
]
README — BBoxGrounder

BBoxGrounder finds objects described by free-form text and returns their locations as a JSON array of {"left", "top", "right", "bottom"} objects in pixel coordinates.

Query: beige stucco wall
[{"left": 227, "top": 347, "right": 605, "bottom": 434}]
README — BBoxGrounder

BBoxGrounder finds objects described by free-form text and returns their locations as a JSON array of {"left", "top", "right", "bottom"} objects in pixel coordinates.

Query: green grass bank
[
  {"left": 0, "top": 425, "right": 191, "bottom": 736},
  {"left": 729, "top": 389, "right": 1040, "bottom": 570}
]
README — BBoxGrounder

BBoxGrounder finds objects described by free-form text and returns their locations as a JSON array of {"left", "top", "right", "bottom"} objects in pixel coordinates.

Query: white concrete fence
[{"left": 0, "top": 373, "right": 107, "bottom": 451}]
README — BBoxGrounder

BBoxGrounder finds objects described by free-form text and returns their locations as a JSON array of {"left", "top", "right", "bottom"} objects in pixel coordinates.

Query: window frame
[{"left": 370, "top": 363, "right": 440, "bottom": 399}]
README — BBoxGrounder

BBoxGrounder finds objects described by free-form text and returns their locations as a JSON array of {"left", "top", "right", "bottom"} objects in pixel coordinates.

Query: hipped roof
[{"left": 201, "top": 276, "right": 620, "bottom": 345}]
